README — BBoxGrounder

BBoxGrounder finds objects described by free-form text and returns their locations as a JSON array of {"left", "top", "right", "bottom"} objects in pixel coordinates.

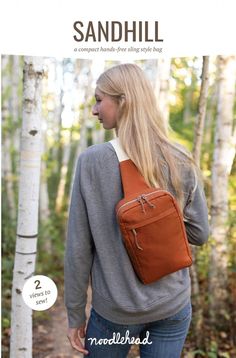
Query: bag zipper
[
  {"left": 117, "top": 190, "right": 162, "bottom": 216},
  {"left": 132, "top": 228, "right": 143, "bottom": 250}
]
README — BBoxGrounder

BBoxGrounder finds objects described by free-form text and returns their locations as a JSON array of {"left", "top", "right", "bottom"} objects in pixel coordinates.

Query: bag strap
[
  {"left": 109, "top": 138, "right": 129, "bottom": 162},
  {"left": 109, "top": 138, "right": 150, "bottom": 197}
]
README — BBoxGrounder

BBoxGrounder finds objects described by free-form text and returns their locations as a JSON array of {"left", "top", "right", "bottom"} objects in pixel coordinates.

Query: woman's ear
[{"left": 119, "top": 94, "right": 126, "bottom": 106}]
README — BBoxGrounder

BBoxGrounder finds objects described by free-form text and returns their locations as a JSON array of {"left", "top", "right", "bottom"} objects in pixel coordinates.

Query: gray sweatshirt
[{"left": 64, "top": 142, "right": 209, "bottom": 328}]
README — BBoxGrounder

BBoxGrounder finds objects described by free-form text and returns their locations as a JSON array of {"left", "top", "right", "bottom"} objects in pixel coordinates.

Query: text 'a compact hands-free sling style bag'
[{"left": 110, "top": 138, "right": 192, "bottom": 285}]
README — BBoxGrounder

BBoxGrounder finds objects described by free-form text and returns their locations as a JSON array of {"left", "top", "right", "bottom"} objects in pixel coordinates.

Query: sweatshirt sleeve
[
  {"left": 64, "top": 154, "right": 94, "bottom": 328},
  {"left": 183, "top": 173, "right": 209, "bottom": 246}
]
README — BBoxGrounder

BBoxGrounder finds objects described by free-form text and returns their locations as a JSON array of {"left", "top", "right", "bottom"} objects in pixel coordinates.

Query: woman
[{"left": 65, "top": 63, "right": 209, "bottom": 357}]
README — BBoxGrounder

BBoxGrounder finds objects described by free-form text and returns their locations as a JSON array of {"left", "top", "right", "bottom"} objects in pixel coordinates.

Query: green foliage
[
  {"left": 37, "top": 213, "right": 66, "bottom": 281},
  {"left": 169, "top": 115, "right": 195, "bottom": 151},
  {"left": 207, "top": 340, "right": 218, "bottom": 358}
]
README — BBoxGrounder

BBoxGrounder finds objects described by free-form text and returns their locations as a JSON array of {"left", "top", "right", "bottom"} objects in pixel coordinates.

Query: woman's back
[{"left": 65, "top": 141, "right": 208, "bottom": 328}]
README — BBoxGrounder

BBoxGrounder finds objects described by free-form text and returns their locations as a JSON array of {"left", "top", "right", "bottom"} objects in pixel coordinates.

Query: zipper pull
[
  {"left": 137, "top": 196, "right": 146, "bottom": 213},
  {"left": 141, "top": 194, "right": 156, "bottom": 209},
  {"left": 132, "top": 229, "right": 143, "bottom": 250}
]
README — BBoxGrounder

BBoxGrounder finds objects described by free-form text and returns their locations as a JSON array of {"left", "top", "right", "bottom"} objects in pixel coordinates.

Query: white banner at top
[{"left": 0, "top": 0, "right": 235, "bottom": 59}]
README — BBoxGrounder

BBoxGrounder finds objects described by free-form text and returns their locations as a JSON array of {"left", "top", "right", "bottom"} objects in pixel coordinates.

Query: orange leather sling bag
[{"left": 110, "top": 138, "right": 192, "bottom": 284}]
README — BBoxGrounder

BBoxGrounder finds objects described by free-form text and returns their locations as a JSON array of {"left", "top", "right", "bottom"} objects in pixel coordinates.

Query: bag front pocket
[{"left": 121, "top": 207, "right": 191, "bottom": 284}]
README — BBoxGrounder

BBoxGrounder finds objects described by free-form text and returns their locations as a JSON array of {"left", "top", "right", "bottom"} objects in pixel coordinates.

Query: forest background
[{"left": 1, "top": 55, "right": 236, "bottom": 357}]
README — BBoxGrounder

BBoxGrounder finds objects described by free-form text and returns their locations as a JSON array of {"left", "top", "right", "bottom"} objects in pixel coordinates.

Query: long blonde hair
[{"left": 96, "top": 63, "right": 196, "bottom": 209}]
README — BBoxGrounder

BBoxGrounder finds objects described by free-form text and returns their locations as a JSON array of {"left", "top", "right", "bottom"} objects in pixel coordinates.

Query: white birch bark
[
  {"left": 90, "top": 62, "right": 105, "bottom": 144},
  {"left": 70, "top": 60, "right": 93, "bottom": 189},
  {"left": 209, "top": 56, "right": 236, "bottom": 324},
  {"left": 55, "top": 59, "right": 75, "bottom": 212},
  {"left": 55, "top": 130, "right": 72, "bottom": 213},
  {"left": 155, "top": 58, "right": 171, "bottom": 132},
  {"left": 89, "top": 59, "right": 107, "bottom": 145},
  {"left": 193, "top": 56, "right": 210, "bottom": 166},
  {"left": 204, "top": 75, "right": 218, "bottom": 147},
  {"left": 143, "top": 59, "right": 158, "bottom": 88},
  {"left": 76, "top": 60, "right": 93, "bottom": 154},
  {"left": 191, "top": 56, "right": 209, "bottom": 344},
  {"left": 92, "top": 125, "right": 105, "bottom": 144},
  {"left": 10, "top": 56, "right": 44, "bottom": 358}
]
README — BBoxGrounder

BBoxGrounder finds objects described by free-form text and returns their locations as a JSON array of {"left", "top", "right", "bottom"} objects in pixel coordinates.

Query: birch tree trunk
[
  {"left": 76, "top": 60, "right": 93, "bottom": 154},
  {"left": 209, "top": 56, "right": 236, "bottom": 326},
  {"left": 10, "top": 56, "right": 44, "bottom": 358},
  {"left": 55, "top": 59, "right": 75, "bottom": 212},
  {"left": 204, "top": 78, "right": 218, "bottom": 148},
  {"left": 91, "top": 60, "right": 106, "bottom": 144},
  {"left": 71, "top": 60, "right": 93, "bottom": 189},
  {"left": 193, "top": 56, "right": 210, "bottom": 166},
  {"left": 55, "top": 130, "right": 72, "bottom": 213},
  {"left": 155, "top": 58, "right": 171, "bottom": 132},
  {"left": 92, "top": 125, "right": 105, "bottom": 144},
  {"left": 191, "top": 56, "right": 210, "bottom": 346},
  {"left": 142, "top": 59, "right": 158, "bottom": 88}
]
